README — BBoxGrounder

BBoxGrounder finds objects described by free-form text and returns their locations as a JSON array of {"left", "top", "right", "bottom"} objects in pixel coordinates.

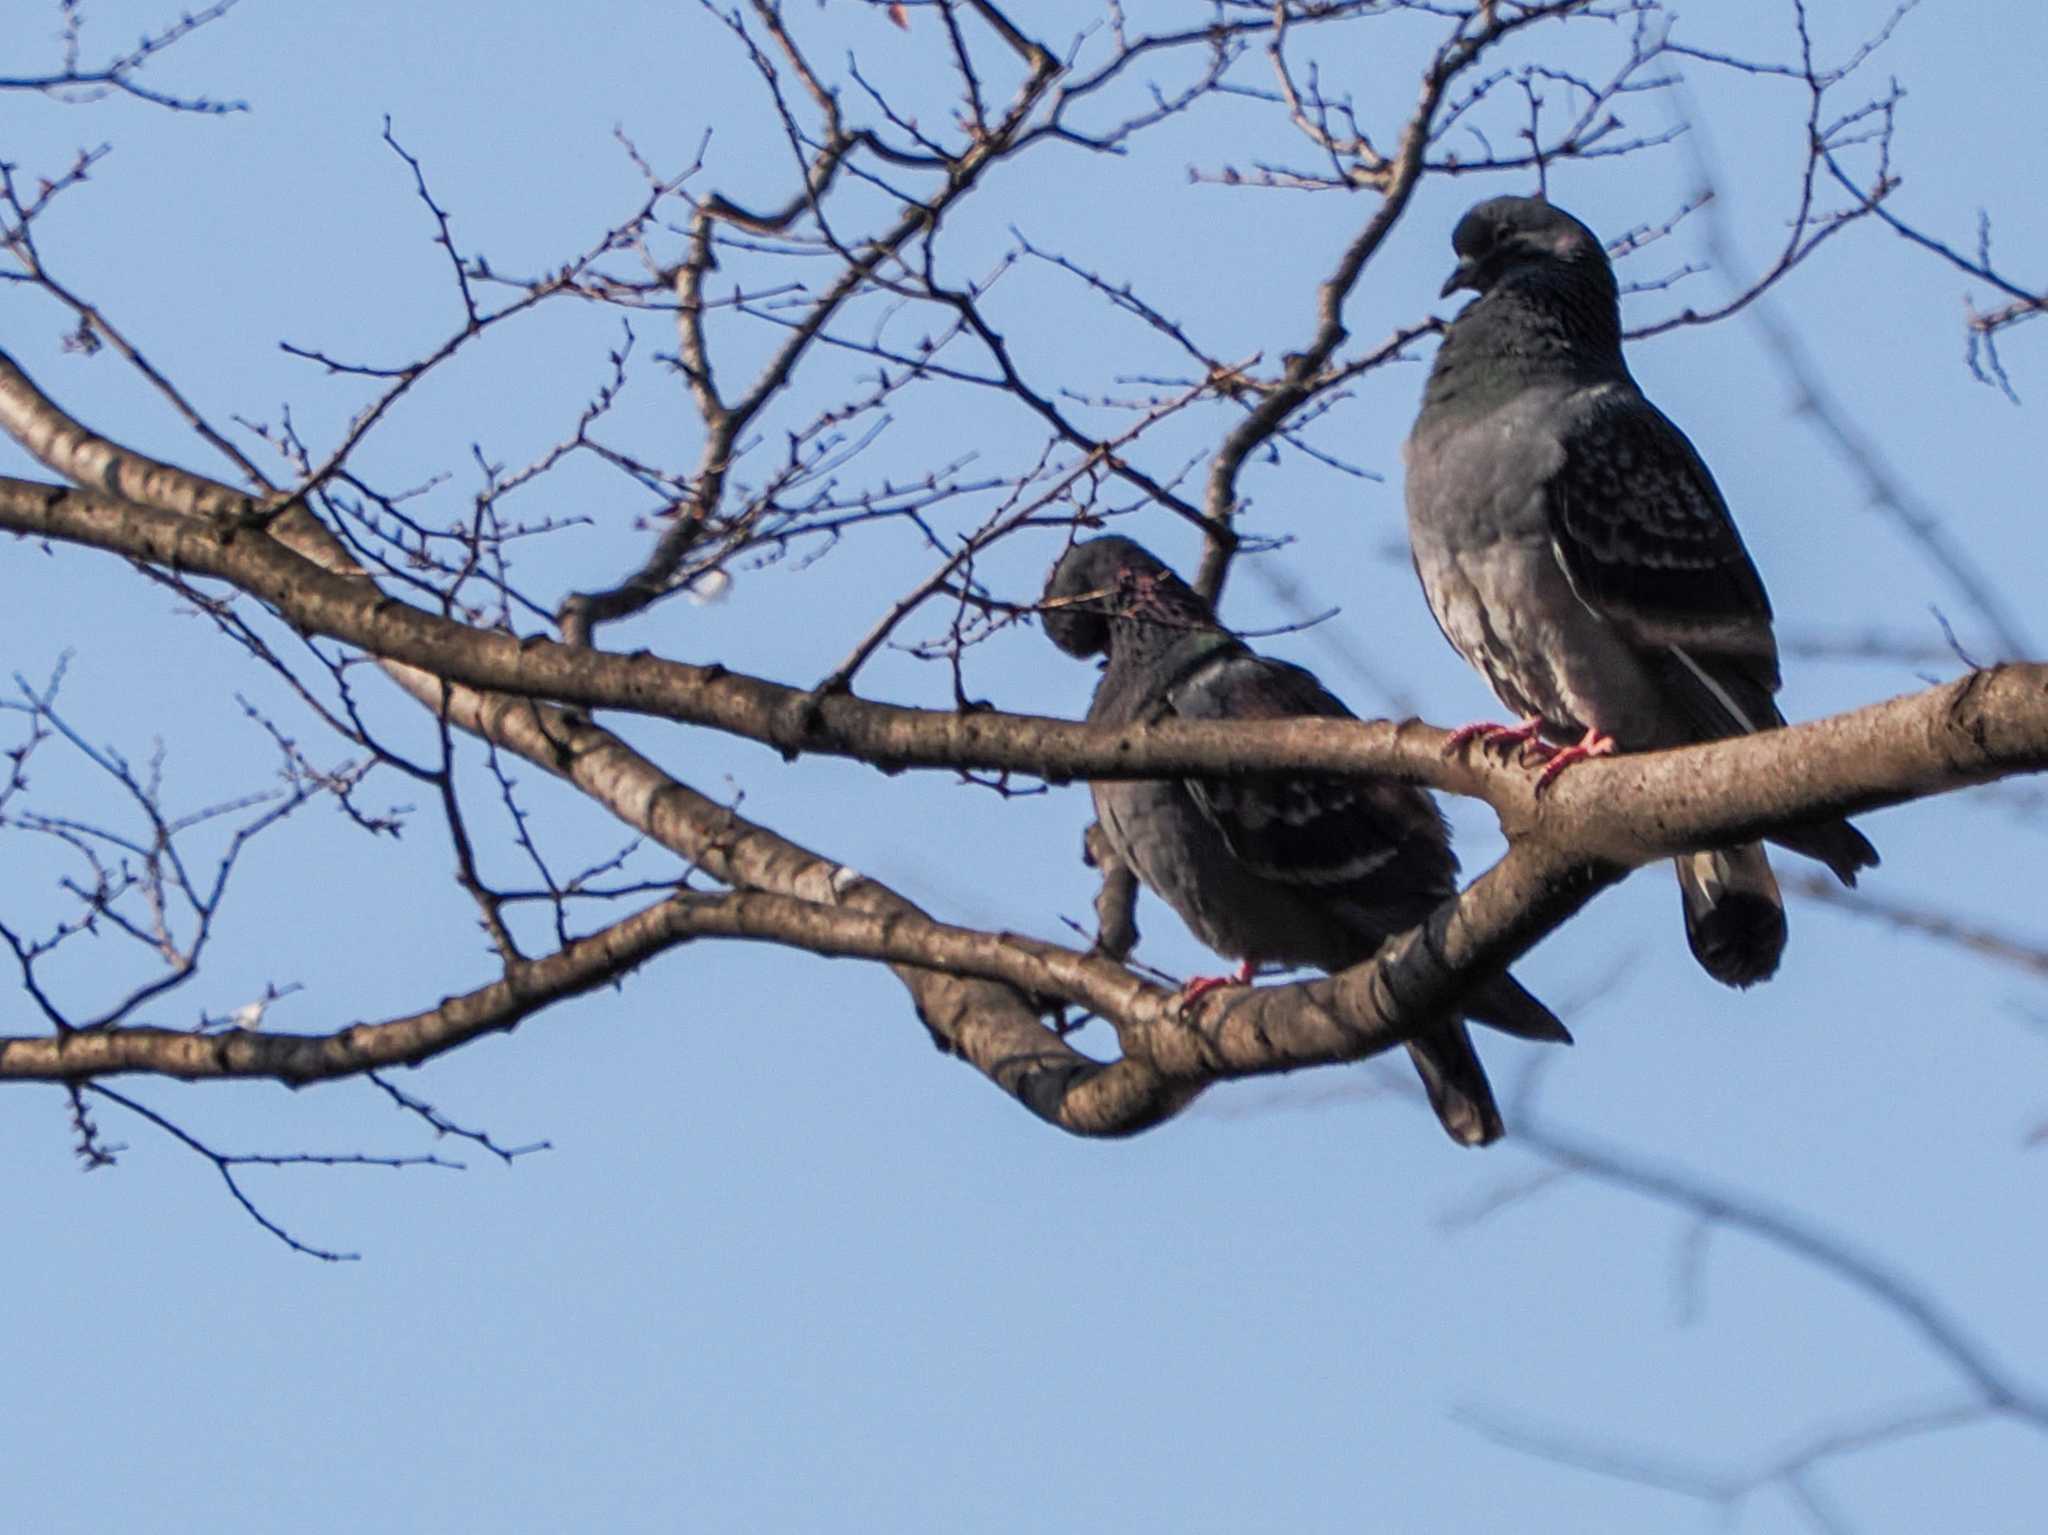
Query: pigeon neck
[
  {"left": 1107, "top": 614, "right": 1235, "bottom": 685},
  {"left": 1424, "top": 266, "right": 1625, "bottom": 411}
]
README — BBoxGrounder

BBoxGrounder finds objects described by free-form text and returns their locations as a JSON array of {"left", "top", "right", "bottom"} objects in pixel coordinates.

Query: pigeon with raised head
[
  {"left": 1042, "top": 534, "right": 1570, "bottom": 1148},
  {"left": 1404, "top": 195, "right": 1878, "bottom": 988}
]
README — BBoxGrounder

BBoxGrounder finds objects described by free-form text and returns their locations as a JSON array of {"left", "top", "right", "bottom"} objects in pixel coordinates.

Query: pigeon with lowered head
[
  {"left": 1403, "top": 195, "right": 1878, "bottom": 987},
  {"left": 1042, "top": 534, "right": 1570, "bottom": 1148}
]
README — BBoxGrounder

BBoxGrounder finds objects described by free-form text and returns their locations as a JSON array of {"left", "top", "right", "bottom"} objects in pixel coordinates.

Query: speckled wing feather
[
  {"left": 1169, "top": 649, "right": 1567, "bottom": 1047},
  {"left": 1167, "top": 651, "right": 1456, "bottom": 896},
  {"left": 1546, "top": 388, "right": 1878, "bottom": 881},
  {"left": 1545, "top": 386, "right": 1782, "bottom": 738}
]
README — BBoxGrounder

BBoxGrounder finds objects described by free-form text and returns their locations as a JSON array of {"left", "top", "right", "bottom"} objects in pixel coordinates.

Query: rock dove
[
  {"left": 1404, "top": 195, "right": 1878, "bottom": 988},
  {"left": 1042, "top": 534, "right": 1570, "bottom": 1147}
]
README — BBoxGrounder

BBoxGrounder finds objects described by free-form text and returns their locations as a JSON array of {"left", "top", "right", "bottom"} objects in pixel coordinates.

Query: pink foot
[
  {"left": 1176, "top": 958, "right": 1258, "bottom": 1013},
  {"left": 1444, "top": 715, "right": 1549, "bottom": 764},
  {"left": 1531, "top": 726, "right": 1617, "bottom": 796}
]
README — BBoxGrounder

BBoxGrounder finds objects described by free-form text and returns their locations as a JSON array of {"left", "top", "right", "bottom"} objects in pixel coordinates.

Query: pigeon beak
[{"left": 1439, "top": 257, "right": 1480, "bottom": 299}]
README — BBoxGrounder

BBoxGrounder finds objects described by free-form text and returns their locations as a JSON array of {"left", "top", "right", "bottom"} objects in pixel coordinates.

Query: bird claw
[
  {"left": 1531, "top": 728, "right": 1616, "bottom": 796},
  {"left": 1443, "top": 716, "right": 1548, "bottom": 762},
  {"left": 1174, "top": 959, "right": 1258, "bottom": 1016},
  {"left": 1444, "top": 717, "right": 1613, "bottom": 791}
]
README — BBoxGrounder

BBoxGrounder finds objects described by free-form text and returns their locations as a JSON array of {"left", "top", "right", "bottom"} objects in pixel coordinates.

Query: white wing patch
[{"left": 1665, "top": 643, "right": 1762, "bottom": 732}]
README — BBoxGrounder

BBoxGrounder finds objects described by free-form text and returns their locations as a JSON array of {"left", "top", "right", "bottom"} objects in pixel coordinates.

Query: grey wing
[
  {"left": 1546, "top": 386, "right": 1784, "bottom": 738},
  {"left": 1167, "top": 653, "right": 1458, "bottom": 898}
]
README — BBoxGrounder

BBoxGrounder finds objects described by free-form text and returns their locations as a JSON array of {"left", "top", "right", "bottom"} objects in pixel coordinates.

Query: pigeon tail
[
  {"left": 1407, "top": 1023, "right": 1505, "bottom": 1147},
  {"left": 1676, "top": 844, "right": 1787, "bottom": 988},
  {"left": 1768, "top": 817, "right": 1880, "bottom": 888},
  {"left": 1466, "top": 972, "right": 1573, "bottom": 1044}
]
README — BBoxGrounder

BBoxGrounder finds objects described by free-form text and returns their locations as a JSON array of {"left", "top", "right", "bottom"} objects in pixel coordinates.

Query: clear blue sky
[{"left": 4, "top": 3, "right": 2044, "bottom": 1531}]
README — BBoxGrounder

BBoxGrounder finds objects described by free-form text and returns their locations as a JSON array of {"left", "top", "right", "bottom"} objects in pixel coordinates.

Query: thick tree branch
[
  {"left": 14, "top": 347, "right": 2013, "bottom": 1142},
  {"left": 0, "top": 353, "right": 1173, "bottom": 1133},
  {"left": 0, "top": 814, "right": 1612, "bottom": 1134},
  {"left": 0, "top": 888, "right": 1140, "bottom": 1085},
  {"left": 7, "top": 467, "right": 2045, "bottom": 867},
  {"left": 2, "top": 0, "right": 2032, "bottom": 1164},
  {"left": 0, "top": 341, "right": 1604, "bottom": 1124}
]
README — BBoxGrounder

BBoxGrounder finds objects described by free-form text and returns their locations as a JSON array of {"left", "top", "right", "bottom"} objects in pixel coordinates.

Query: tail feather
[
  {"left": 1466, "top": 971, "right": 1573, "bottom": 1044},
  {"left": 1769, "top": 816, "right": 1880, "bottom": 887},
  {"left": 1675, "top": 844, "right": 1787, "bottom": 988},
  {"left": 1407, "top": 1022, "right": 1504, "bottom": 1148}
]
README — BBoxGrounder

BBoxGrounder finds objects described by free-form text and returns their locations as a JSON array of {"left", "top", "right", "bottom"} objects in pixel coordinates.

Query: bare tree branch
[
  {"left": 0, "top": 0, "right": 248, "bottom": 114},
  {"left": 3, "top": 0, "right": 2038, "bottom": 1267},
  {"left": 1457, "top": 1108, "right": 2048, "bottom": 1520}
]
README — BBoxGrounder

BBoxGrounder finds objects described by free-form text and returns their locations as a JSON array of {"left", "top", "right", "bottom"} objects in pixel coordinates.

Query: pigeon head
[
  {"left": 1041, "top": 536, "right": 1213, "bottom": 659},
  {"left": 1439, "top": 196, "right": 1612, "bottom": 301}
]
